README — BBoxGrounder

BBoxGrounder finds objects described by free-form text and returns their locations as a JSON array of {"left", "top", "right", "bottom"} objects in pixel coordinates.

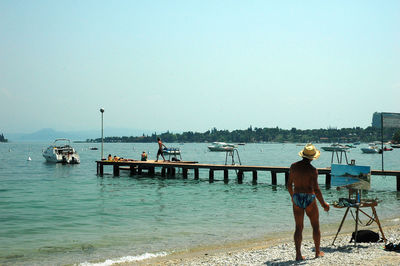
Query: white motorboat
[
  {"left": 208, "top": 142, "right": 236, "bottom": 152},
  {"left": 42, "top": 139, "right": 80, "bottom": 164},
  {"left": 321, "top": 144, "right": 350, "bottom": 152},
  {"left": 163, "top": 147, "right": 181, "bottom": 155},
  {"left": 361, "top": 146, "right": 381, "bottom": 154}
]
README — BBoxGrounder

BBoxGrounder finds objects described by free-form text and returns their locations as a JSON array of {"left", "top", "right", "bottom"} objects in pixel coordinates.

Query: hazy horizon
[{"left": 1, "top": 1, "right": 399, "bottom": 134}]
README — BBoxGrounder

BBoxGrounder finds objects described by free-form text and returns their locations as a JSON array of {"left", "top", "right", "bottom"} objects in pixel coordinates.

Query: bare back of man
[{"left": 288, "top": 149, "right": 329, "bottom": 261}]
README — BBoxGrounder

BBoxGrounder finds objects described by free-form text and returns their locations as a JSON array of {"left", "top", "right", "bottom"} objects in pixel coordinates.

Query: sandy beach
[{"left": 133, "top": 217, "right": 400, "bottom": 266}]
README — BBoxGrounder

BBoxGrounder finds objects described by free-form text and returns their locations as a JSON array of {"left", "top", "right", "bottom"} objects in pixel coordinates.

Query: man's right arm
[{"left": 287, "top": 165, "right": 294, "bottom": 198}]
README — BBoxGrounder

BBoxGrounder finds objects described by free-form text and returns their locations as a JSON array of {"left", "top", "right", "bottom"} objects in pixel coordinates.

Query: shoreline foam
[{"left": 80, "top": 252, "right": 168, "bottom": 266}]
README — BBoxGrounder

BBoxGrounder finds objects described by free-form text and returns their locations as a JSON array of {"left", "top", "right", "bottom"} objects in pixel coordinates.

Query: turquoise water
[{"left": 1, "top": 142, "right": 399, "bottom": 265}]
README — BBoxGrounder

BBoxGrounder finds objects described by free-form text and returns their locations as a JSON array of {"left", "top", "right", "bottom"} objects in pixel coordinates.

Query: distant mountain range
[{"left": 6, "top": 128, "right": 154, "bottom": 142}]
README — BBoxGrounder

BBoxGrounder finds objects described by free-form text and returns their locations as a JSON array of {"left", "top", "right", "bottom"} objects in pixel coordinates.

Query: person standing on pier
[
  {"left": 155, "top": 137, "right": 167, "bottom": 162},
  {"left": 141, "top": 151, "right": 147, "bottom": 161},
  {"left": 287, "top": 143, "right": 330, "bottom": 261}
]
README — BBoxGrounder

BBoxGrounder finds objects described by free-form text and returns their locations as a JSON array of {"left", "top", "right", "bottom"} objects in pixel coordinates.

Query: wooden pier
[{"left": 96, "top": 160, "right": 400, "bottom": 191}]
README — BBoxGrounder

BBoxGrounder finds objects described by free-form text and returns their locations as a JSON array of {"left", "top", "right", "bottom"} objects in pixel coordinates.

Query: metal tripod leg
[
  {"left": 371, "top": 206, "right": 387, "bottom": 243},
  {"left": 354, "top": 205, "right": 359, "bottom": 246}
]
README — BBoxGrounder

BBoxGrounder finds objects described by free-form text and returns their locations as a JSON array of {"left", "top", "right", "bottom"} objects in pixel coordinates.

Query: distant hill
[
  {"left": 6, "top": 128, "right": 153, "bottom": 142},
  {"left": 0, "top": 133, "right": 7, "bottom": 142}
]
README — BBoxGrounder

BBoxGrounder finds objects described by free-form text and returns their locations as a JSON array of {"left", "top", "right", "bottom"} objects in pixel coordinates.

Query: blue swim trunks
[{"left": 293, "top": 193, "right": 316, "bottom": 209}]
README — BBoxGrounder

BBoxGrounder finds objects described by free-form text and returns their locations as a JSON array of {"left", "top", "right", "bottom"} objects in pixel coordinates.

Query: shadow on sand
[{"left": 263, "top": 244, "right": 369, "bottom": 265}]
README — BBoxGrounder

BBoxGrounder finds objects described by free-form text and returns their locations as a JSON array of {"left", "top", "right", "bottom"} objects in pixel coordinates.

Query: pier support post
[
  {"left": 138, "top": 167, "right": 142, "bottom": 175},
  {"left": 237, "top": 170, "right": 243, "bottom": 184},
  {"left": 285, "top": 172, "right": 289, "bottom": 187},
  {"left": 271, "top": 171, "right": 277, "bottom": 185},
  {"left": 171, "top": 167, "right": 176, "bottom": 177},
  {"left": 183, "top": 168, "right": 188, "bottom": 179},
  {"left": 113, "top": 164, "right": 120, "bottom": 177},
  {"left": 194, "top": 168, "right": 199, "bottom": 180},
  {"left": 209, "top": 170, "right": 214, "bottom": 183},
  {"left": 99, "top": 163, "right": 104, "bottom": 176},
  {"left": 397, "top": 175, "right": 400, "bottom": 191},
  {"left": 161, "top": 167, "right": 166, "bottom": 177},
  {"left": 252, "top": 171, "right": 257, "bottom": 185},
  {"left": 325, "top": 173, "right": 331, "bottom": 189},
  {"left": 130, "top": 165, "right": 137, "bottom": 176},
  {"left": 167, "top": 167, "right": 171, "bottom": 176},
  {"left": 224, "top": 169, "right": 229, "bottom": 183},
  {"left": 148, "top": 167, "right": 155, "bottom": 176}
]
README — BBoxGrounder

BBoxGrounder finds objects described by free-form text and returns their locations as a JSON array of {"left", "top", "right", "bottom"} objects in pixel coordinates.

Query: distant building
[
  {"left": 373, "top": 112, "right": 400, "bottom": 128},
  {"left": 372, "top": 112, "right": 382, "bottom": 128}
]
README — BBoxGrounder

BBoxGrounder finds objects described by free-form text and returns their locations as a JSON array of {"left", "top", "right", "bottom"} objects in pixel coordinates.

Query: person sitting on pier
[
  {"left": 287, "top": 143, "right": 330, "bottom": 261},
  {"left": 108, "top": 154, "right": 112, "bottom": 161},
  {"left": 113, "top": 155, "right": 120, "bottom": 161},
  {"left": 155, "top": 137, "right": 167, "bottom": 162},
  {"left": 141, "top": 151, "right": 147, "bottom": 161}
]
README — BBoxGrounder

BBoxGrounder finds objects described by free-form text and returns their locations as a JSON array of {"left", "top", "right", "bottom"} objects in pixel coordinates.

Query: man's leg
[
  {"left": 293, "top": 204, "right": 305, "bottom": 260},
  {"left": 305, "top": 200, "right": 324, "bottom": 258}
]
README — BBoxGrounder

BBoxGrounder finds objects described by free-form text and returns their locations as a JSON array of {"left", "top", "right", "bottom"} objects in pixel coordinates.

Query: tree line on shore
[{"left": 86, "top": 126, "right": 400, "bottom": 144}]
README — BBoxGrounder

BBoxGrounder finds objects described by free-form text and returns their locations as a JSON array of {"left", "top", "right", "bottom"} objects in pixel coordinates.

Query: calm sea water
[{"left": 1, "top": 142, "right": 399, "bottom": 265}]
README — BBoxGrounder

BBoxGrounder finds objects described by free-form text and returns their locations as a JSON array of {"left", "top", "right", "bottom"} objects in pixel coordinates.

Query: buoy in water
[{"left": 27, "top": 157, "right": 32, "bottom": 161}]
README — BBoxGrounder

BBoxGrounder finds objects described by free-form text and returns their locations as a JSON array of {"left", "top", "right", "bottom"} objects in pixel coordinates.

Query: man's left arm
[{"left": 287, "top": 165, "right": 294, "bottom": 198}]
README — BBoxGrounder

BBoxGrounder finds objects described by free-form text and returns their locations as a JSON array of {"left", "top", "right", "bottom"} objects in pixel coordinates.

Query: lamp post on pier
[{"left": 100, "top": 108, "right": 104, "bottom": 160}]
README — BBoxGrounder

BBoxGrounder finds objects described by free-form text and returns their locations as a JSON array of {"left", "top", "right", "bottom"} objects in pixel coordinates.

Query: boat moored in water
[
  {"left": 163, "top": 147, "right": 181, "bottom": 155},
  {"left": 42, "top": 139, "right": 80, "bottom": 164},
  {"left": 321, "top": 143, "right": 351, "bottom": 152},
  {"left": 208, "top": 142, "right": 237, "bottom": 152},
  {"left": 361, "top": 146, "right": 381, "bottom": 154}
]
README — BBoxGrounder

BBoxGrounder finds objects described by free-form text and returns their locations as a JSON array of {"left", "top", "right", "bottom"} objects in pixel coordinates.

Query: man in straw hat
[{"left": 287, "top": 143, "right": 330, "bottom": 261}]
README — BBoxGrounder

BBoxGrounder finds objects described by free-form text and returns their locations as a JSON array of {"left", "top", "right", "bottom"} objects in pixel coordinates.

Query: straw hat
[{"left": 299, "top": 143, "right": 320, "bottom": 160}]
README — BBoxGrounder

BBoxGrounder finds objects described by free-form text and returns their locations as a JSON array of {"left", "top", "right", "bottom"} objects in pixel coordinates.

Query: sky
[{"left": 1, "top": 0, "right": 399, "bottom": 135}]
